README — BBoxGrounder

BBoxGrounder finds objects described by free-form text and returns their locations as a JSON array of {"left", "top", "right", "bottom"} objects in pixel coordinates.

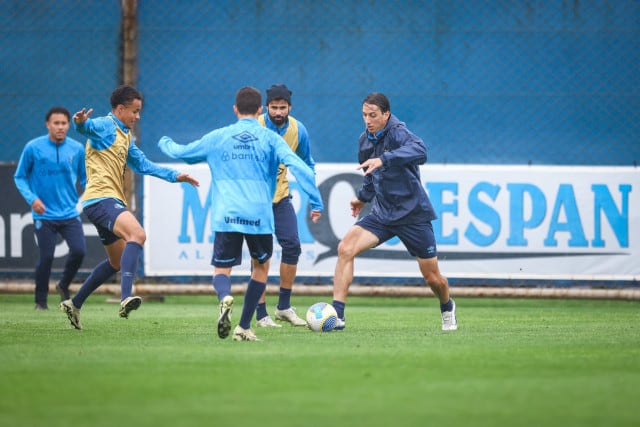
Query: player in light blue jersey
[
  {"left": 14, "top": 107, "right": 87, "bottom": 310},
  {"left": 159, "top": 86, "right": 323, "bottom": 341}
]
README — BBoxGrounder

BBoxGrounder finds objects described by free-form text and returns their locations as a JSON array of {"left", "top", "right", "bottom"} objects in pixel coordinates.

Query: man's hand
[
  {"left": 176, "top": 173, "right": 199, "bottom": 187},
  {"left": 357, "top": 158, "right": 383, "bottom": 176},
  {"left": 350, "top": 197, "right": 365, "bottom": 217},
  {"left": 31, "top": 198, "right": 45, "bottom": 215},
  {"left": 73, "top": 108, "right": 93, "bottom": 124},
  {"left": 309, "top": 209, "right": 322, "bottom": 224}
]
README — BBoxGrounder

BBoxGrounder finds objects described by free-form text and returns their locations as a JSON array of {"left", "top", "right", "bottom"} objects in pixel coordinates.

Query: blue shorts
[
  {"left": 356, "top": 214, "right": 438, "bottom": 259},
  {"left": 83, "top": 199, "right": 128, "bottom": 246},
  {"left": 211, "top": 232, "right": 273, "bottom": 268},
  {"left": 273, "top": 196, "right": 301, "bottom": 264}
]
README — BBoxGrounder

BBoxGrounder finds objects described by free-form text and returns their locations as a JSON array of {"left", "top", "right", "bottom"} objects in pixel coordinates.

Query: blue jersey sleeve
[
  {"left": 77, "top": 147, "right": 87, "bottom": 192},
  {"left": 295, "top": 121, "right": 316, "bottom": 172},
  {"left": 158, "top": 135, "right": 212, "bottom": 165},
  {"left": 127, "top": 143, "right": 179, "bottom": 182},
  {"left": 13, "top": 143, "right": 37, "bottom": 205},
  {"left": 274, "top": 137, "right": 323, "bottom": 211},
  {"left": 74, "top": 116, "right": 116, "bottom": 150}
]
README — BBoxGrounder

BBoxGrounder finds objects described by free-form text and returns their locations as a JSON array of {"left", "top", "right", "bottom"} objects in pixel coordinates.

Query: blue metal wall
[
  {"left": 2, "top": 0, "right": 639, "bottom": 166},
  {"left": 0, "top": 0, "right": 121, "bottom": 162}
]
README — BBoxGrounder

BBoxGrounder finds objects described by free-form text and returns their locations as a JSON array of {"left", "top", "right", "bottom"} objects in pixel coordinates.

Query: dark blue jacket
[{"left": 356, "top": 114, "right": 437, "bottom": 225}]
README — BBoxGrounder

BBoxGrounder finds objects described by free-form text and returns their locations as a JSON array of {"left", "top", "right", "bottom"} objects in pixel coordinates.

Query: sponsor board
[
  {"left": 144, "top": 163, "right": 639, "bottom": 281},
  {"left": 0, "top": 164, "right": 104, "bottom": 273}
]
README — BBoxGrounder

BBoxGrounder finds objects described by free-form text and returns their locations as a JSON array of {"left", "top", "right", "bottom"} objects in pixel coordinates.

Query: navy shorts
[
  {"left": 83, "top": 198, "right": 128, "bottom": 246},
  {"left": 273, "top": 196, "right": 301, "bottom": 264},
  {"left": 356, "top": 214, "right": 438, "bottom": 259},
  {"left": 211, "top": 232, "right": 273, "bottom": 268}
]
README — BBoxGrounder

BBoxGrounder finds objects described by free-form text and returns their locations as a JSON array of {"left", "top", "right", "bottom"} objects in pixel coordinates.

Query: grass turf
[{"left": 0, "top": 293, "right": 638, "bottom": 427}]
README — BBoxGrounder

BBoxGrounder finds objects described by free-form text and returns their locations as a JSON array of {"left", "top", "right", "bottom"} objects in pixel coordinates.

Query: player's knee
[
  {"left": 69, "top": 245, "right": 86, "bottom": 258},
  {"left": 424, "top": 272, "right": 446, "bottom": 287},
  {"left": 130, "top": 228, "right": 147, "bottom": 244},
  {"left": 68, "top": 251, "right": 85, "bottom": 263},
  {"left": 337, "top": 240, "right": 358, "bottom": 260},
  {"left": 281, "top": 245, "right": 301, "bottom": 265}
]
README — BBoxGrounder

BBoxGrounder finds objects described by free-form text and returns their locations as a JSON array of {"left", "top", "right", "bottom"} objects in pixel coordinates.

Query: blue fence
[{"left": 1, "top": 0, "right": 638, "bottom": 166}]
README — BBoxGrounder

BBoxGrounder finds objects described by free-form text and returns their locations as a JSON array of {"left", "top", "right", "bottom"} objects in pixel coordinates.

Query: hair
[
  {"left": 110, "top": 85, "right": 143, "bottom": 108},
  {"left": 362, "top": 92, "right": 391, "bottom": 113},
  {"left": 235, "top": 86, "right": 262, "bottom": 114},
  {"left": 266, "top": 84, "right": 292, "bottom": 105},
  {"left": 45, "top": 106, "right": 71, "bottom": 122}
]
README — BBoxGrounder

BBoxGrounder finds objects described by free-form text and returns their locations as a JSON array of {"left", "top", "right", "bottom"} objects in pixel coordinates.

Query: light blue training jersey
[
  {"left": 14, "top": 135, "right": 86, "bottom": 220},
  {"left": 158, "top": 117, "right": 323, "bottom": 234}
]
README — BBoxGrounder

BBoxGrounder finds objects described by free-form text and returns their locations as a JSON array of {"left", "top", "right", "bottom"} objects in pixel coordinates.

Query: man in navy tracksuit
[
  {"left": 14, "top": 107, "right": 87, "bottom": 310},
  {"left": 331, "top": 92, "right": 458, "bottom": 331}
]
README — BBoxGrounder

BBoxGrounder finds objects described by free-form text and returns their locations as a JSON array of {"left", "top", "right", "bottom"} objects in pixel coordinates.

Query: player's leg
[
  {"left": 215, "top": 266, "right": 235, "bottom": 339},
  {"left": 211, "top": 231, "right": 244, "bottom": 300},
  {"left": 417, "top": 256, "right": 457, "bottom": 331},
  {"left": 211, "top": 232, "right": 243, "bottom": 339},
  {"left": 233, "top": 234, "right": 272, "bottom": 341},
  {"left": 400, "top": 221, "right": 457, "bottom": 331},
  {"left": 112, "top": 210, "right": 145, "bottom": 302},
  {"left": 417, "top": 256, "right": 450, "bottom": 303},
  {"left": 60, "top": 201, "right": 125, "bottom": 328},
  {"left": 70, "top": 238, "right": 122, "bottom": 310},
  {"left": 65, "top": 200, "right": 132, "bottom": 317},
  {"left": 271, "top": 197, "right": 306, "bottom": 326},
  {"left": 56, "top": 217, "right": 86, "bottom": 300},
  {"left": 332, "top": 222, "right": 382, "bottom": 328},
  {"left": 33, "top": 220, "right": 57, "bottom": 309}
]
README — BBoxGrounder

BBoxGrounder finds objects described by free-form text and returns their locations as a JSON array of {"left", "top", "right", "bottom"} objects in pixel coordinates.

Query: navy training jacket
[{"left": 356, "top": 114, "right": 437, "bottom": 225}]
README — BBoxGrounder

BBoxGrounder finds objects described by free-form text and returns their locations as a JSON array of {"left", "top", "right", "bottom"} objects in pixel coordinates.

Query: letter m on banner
[{"left": 178, "top": 183, "right": 212, "bottom": 244}]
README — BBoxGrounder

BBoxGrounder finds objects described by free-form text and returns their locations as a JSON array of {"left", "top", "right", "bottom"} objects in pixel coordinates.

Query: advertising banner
[
  {"left": 1, "top": 164, "right": 105, "bottom": 273},
  {"left": 143, "top": 164, "right": 639, "bottom": 281}
]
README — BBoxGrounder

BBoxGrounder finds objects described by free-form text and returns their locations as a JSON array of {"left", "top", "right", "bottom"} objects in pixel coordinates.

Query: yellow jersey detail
[
  {"left": 82, "top": 119, "right": 131, "bottom": 205},
  {"left": 258, "top": 115, "right": 299, "bottom": 203}
]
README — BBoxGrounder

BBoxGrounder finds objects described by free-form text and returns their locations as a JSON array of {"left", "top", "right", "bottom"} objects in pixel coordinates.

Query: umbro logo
[{"left": 232, "top": 131, "right": 258, "bottom": 144}]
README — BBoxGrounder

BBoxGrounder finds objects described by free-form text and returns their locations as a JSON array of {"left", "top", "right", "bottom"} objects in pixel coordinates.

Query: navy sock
[
  {"left": 239, "top": 279, "right": 266, "bottom": 329},
  {"left": 256, "top": 302, "right": 268, "bottom": 320},
  {"left": 440, "top": 299, "right": 453, "bottom": 312},
  {"left": 72, "top": 259, "right": 118, "bottom": 308},
  {"left": 332, "top": 300, "right": 346, "bottom": 319},
  {"left": 276, "top": 287, "right": 292, "bottom": 310},
  {"left": 120, "top": 241, "right": 143, "bottom": 300},
  {"left": 213, "top": 274, "right": 232, "bottom": 301}
]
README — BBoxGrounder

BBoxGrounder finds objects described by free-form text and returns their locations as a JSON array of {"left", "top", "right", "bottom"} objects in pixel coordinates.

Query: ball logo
[{"left": 306, "top": 302, "right": 338, "bottom": 332}]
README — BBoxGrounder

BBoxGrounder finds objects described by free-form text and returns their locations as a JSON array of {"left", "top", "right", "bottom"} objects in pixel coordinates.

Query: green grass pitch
[{"left": 1, "top": 293, "right": 639, "bottom": 427}]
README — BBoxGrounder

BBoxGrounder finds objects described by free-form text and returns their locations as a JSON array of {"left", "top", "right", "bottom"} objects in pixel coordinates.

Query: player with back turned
[{"left": 158, "top": 86, "right": 323, "bottom": 342}]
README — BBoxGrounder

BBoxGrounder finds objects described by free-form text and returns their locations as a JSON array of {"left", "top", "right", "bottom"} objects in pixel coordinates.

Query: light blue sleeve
[
  {"left": 295, "top": 121, "right": 316, "bottom": 172},
  {"left": 75, "top": 140, "right": 87, "bottom": 192},
  {"left": 73, "top": 117, "right": 116, "bottom": 150},
  {"left": 274, "top": 137, "right": 324, "bottom": 211},
  {"left": 158, "top": 135, "right": 210, "bottom": 165},
  {"left": 13, "top": 143, "right": 37, "bottom": 205},
  {"left": 127, "top": 143, "right": 179, "bottom": 182}
]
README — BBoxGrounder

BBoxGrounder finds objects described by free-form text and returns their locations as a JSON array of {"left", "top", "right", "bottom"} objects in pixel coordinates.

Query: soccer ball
[{"left": 306, "top": 302, "right": 338, "bottom": 332}]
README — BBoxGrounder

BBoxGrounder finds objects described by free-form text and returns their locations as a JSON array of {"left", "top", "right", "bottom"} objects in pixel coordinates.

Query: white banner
[{"left": 144, "top": 164, "right": 640, "bottom": 281}]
